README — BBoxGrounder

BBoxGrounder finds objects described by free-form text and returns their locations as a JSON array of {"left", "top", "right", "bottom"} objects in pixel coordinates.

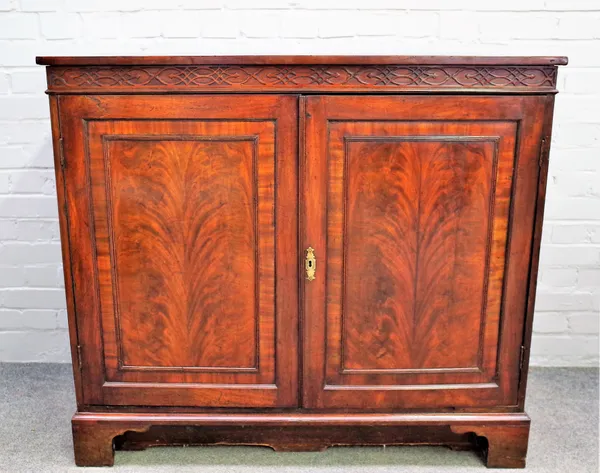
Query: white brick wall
[{"left": 0, "top": 0, "right": 598, "bottom": 366}]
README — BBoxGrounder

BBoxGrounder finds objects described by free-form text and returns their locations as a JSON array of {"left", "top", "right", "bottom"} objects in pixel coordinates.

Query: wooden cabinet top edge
[
  {"left": 39, "top": 56, "right": 567, "bottom": 94},
  {"left": 36, "top": 55, "right": 568, "bottom": 66}
]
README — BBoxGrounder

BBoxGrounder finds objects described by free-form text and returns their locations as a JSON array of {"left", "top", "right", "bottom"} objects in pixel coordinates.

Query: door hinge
[
  {"left": 519, "top": 345, "right": 526, "bottom": 370},
  {"left": 59, "top": 137, "right": 66, "bottom": 169},
  {"left": 538, "top": 138, "right": 547, "bottom": 168},
  {"left": 76, "top": 344, "right": 83, "bottom": 372}
]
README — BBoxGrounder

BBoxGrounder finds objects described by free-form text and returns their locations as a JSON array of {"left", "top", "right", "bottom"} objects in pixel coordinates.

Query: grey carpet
[{"left": 0, "top": 365, "right": 597, "bottom": 472}]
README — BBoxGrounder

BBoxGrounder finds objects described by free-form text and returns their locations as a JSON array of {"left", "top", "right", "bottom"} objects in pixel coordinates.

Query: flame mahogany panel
[
  {"left": 92, "top": 124, "right": 270, "bottom": 379},
  {"left": 106, "top": 137, "right": 259, "bottom": 371},
  {"left": 339, "top": 134, "right": 503, "bottom": 373}
]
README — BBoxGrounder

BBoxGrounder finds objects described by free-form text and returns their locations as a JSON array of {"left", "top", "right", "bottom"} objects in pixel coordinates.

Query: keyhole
[{"left": 308, "top": 261, "right": 312, "bottom": 268}]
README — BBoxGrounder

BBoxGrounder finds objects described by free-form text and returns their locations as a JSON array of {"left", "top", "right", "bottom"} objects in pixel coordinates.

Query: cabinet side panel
[
  {"left": 49, "top": 95, "right": 84, "bottom": 405},
  {"left": 517, "top": 95, "right": 557, "bottom": 408}
]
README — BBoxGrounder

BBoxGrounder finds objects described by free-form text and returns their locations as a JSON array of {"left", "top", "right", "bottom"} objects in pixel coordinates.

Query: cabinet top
[
  {"left": 36, "top": 55, "right": 567, "bottom": 66},
  {"left": 37, "top": 55, "right": 567, "bottom": 94}
]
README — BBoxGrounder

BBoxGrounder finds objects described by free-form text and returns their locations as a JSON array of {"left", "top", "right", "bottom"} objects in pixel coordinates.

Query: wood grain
[
  {"left": 36, "top": 55, "right": 568, "bottom": 66},
  {"left": 58, "top": 94, "right": 298, "bottom": 407},
  {"left": 71, "top": 411, "right": 530, "bottom": 467},
  {"left": 42, "top": 64, "right": 561, "bottom": 94},
  {"left": 342, "top": 137, "right": 496, "bottom": 372},
  {"left": 107, "top": 136, "right": 259, "bottom": 371},
  {"left": 303, "top": 95, "right": 545, "bottom": 410}
]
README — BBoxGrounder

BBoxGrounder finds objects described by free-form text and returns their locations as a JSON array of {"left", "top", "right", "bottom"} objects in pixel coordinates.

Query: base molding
[{"left": 72, "top": 411, "right": 530, "bottom": 468}]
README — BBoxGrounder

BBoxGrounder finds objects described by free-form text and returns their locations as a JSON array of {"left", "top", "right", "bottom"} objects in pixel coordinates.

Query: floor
[{"left": 0, "top": 365, "right": 597, "bottom": 473}]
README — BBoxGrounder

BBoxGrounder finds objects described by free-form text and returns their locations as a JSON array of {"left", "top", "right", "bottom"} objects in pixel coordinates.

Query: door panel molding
[
  {"left": 302, "top": 95, "right": 546, "bottom": 409},
  {"left": 58, "top": 94, "right": 298, "bottom": 407}
]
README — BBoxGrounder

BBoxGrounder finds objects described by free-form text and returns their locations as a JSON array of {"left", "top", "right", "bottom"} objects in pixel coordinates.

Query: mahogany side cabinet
[{"left": 37, "top": 55, "right": 566, "bottom": 468}]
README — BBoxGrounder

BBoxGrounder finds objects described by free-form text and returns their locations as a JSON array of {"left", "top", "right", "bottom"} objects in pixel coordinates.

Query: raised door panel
[
  {"left": 302, "top": 95, "right": 546, "bottom": 409},
  {"left": 59, "top": 95, "right": 298, "bottom": 407}
]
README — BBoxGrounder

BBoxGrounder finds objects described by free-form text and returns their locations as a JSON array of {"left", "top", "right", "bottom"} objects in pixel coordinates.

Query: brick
[
  {"left": 578, "top": 268, "right": 600, "bottom": 287},
  {"left": 239, "top": 12, "right": 282, "bottom": 38},
  {"left": 20, "top": 0, "right": 63, "bottom": 11},
  {"left": 0, "top": 73, "right": 8, "bottom": 94},
  {"left": 530, "top": 335, "right": 599, "bottom": 357},
  {"left": 0, "top": 121, "right": 51, "bottom": 145},
  {"left": 161, "top": 11, "right": 202, "bottom": 38},
  {"left": 0, "top": 97, "right": 49, "bottom": 120},
  {"left": 0, "top": 242, "right": 62, "bottom": 264},
  {"left": 0, "top": 309, "right": 58, "bottom": 329},
  {"left": 376, "top": 12, "right": 438, "bottom": 38},
  {"left": 563, "top": 70, "right": 600, "bottom": 95},
  {"left": 0, "top": 288, "right": 66, "bottom": 309},
  {"left": 0, "top": 0, "right": 15, "bottom": 11},
  {"left": 554, "top": 96, "right": 600, "bottom": 124},
  {"left": 120, "top": 12, "right": 163, "bottom": 38},
  {"left": 9, "top": 70, "right": 48, "bottom": 94},
  {"left": 15, "top": 220, "right": 60, "bottom": 241},
  {"left": 0, "top": 196, "right": 58, "bottom": 218},
  {"left": 541, "top": 224, "right": 552, "bottom": 244},
  {"left": 6, "top": 170, "right": 56, "bottom": 194},
  {"left": 544, "top": 198, "right": 600, "bottom": 221},
  {"left": 0, "top": 13, "right": 37, "bottom": 39},
  {"left": 0, "top": 145, "right": 54, "bottom": 169},
  {"left": 534, "top": 292, "right": 596, "bottom": 312},
  {"left": 56, "top": 309, "right": 68, "bottom": 329},
  {"left": 65, "top": 0, "right": 144, "bottom": 11},
  {"left": 24, "top": 265, "right": 61, "bottom": 287},
  {"left": 541, "top": 268, "right": 578, "bottom": 287},
  {"left": 539, "top": 245, "right": 600, "bottom": 266},
  {"left": 0, "top": 330, "right": 70, "bottom": 362},
  {"left": 569, "top": 313, "right": 600, "bottom": 334},
  {"left": 553, "top": 123, "right": 600, "bottom": 148},
  {"left": 0, "top": 173, "right": 9, "bottom": 193},
  {"left": 294, "top": 0, "right": 548, "bottom": 10},
  {"left": 557, "top": 13, "right": 600, "bottom": 39},
  {"left": 272, "top": 0, "right": 358, "bottom": 8},
  {"left": 0, "top": 220, "right": 18, "bottom": 240},
  {"left": 317, "top": 12, "right": 357, "bottom": 38},
  {"left": 550, "top": 172, "right": 600, "bottom": 198},
  {"left": 0, "top": 266, "right": 26, "bottom": 287},
  {"left": 81, "top": 12, "right": 123, "bottom": 39},
  {"left": 226, "top": 0, "right": 293, "bottom": 8},
  {"left": 532, "top": 312, "right": 569, "bottom": 334},
  {"left": 201, "top": 13, "right": 240, "bottom": 39},
  {"left": 551, "top": 149, "right": 598, "bottom": 172},
  {"left": 40, "top": 12, "right": 82, "bottom": 39},
  {"left": 0, "top": 40, "right": 40, "bottom": 66},
  {"left": 278, "top": 12, "right": 319, "bottom": 39},
  {"left": 551, "top": 224, "right": 600, "bottom": 244},
  {"left": 439, "top": 12, "right": 479, "bottom": 40},
  {"left": 545, "top": 0, "right": 600, "bottom": 10},
  {"left": 479, "top": 13, "right": 559, "bottom": 41},
  {"left": 458, "top": 0, "right": 546, "bottom": 10},
  {"left": 355, "top": 13, "right": 405, "bottom": 37},
  {"left": 171, "top": 0, "right": 223, "bottom": 9}
]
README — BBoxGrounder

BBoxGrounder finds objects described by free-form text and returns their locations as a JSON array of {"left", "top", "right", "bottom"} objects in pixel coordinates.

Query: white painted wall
[{"left": 0, "top": 0, "right": 598, "bottom": 366}]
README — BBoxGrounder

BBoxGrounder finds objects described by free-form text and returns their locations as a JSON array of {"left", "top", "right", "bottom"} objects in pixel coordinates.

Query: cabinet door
[
  {"left": 59, "top": 95, "right": 298, "bottom": 407},
  {"left": 302, "top": 95, "right": 546, "bottom": 409}
]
